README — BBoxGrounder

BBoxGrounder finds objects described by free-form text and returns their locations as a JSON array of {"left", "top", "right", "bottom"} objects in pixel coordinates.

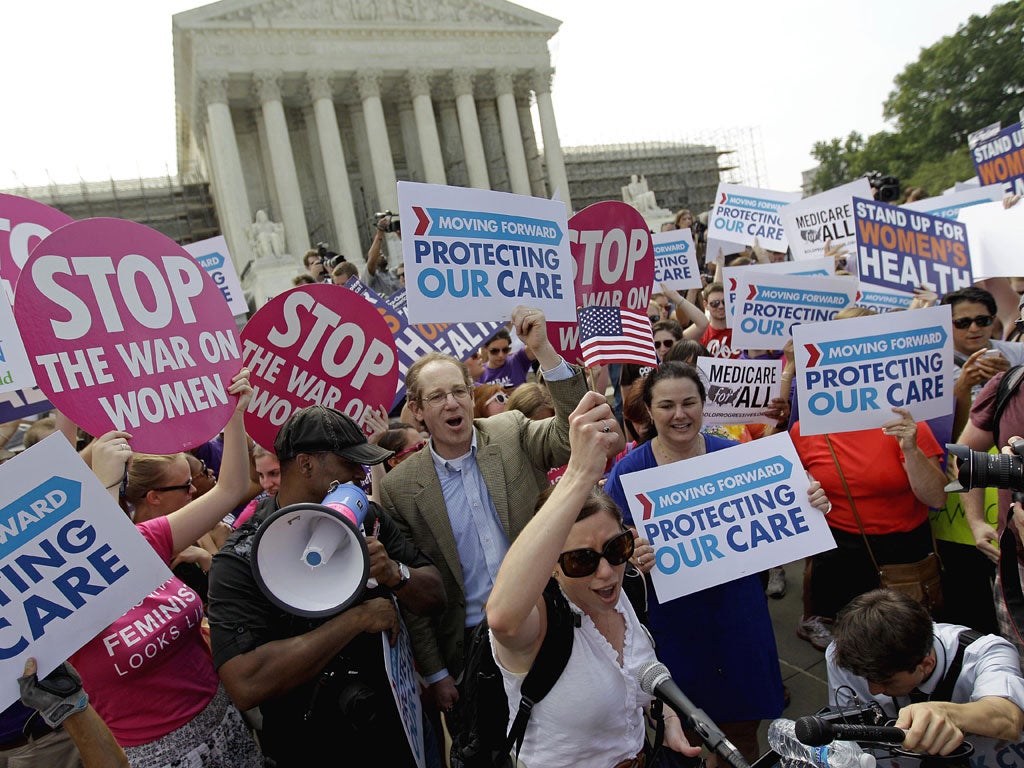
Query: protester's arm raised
[{"left": 164, "top": 369, "right": 253, "bottom": 556}]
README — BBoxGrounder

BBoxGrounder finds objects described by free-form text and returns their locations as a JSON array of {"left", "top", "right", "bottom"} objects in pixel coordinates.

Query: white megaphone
[{"left": 250, "top": 482, "right": 372, "bottom": 617}]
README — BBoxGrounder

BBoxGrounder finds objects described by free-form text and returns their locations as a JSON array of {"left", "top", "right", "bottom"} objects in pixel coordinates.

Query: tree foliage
[{"left": 809, "top": 0, "right": 1024, "bottom": 195}]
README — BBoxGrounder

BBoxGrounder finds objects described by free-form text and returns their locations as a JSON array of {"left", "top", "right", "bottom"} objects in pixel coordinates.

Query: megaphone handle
[{"left": 366, "top": 578, "right": 379, "bottom": 588}]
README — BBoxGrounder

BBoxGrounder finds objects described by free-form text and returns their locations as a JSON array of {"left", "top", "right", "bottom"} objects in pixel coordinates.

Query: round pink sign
[
  {"left": 239, "top": 284, "right": 399, "bottom": 451},
  {"left": 14, "top": 217, "right": 242, "bottom": 453},
  {"left": 0, "top": 193, "right": 74, "bottom": 304},
  {"left": 548, "top": 201, "right": 655, "bottom": 361}
]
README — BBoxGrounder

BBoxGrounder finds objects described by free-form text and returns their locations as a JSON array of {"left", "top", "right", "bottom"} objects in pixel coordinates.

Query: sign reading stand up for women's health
[
  {"left": 14, "top": 218, "right": 243, "bottom": 454},
  {"left": 0, "top": 433, "right": 169, "bottom": 711},
  {"left": 398, "top": 182, "right": 575, "bottom": 323},
  {"left": 619, "top": 433, "right": 835, "bottom": 602},
  {"left": 792, "top": 304, "right": 954, "bottom": 437}
]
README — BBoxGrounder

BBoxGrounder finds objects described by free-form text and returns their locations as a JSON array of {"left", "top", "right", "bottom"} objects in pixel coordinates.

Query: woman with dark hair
[
  {"left": 487, "top": 391, "right": 700, "bottom": 768},
  {"left": 605, "top": 362, "right": 830, "bottom": 763}
]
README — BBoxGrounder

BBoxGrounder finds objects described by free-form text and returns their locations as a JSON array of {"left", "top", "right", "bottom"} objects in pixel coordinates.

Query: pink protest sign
[
  {"left": 239, "top": 284, "right": 399, "bottom": 451},
  {"left": 14, "top": 218, "right": 242, "bottom": 453},
  {"left": 548, "top": 201, "right": 655, "bottom": 362},
  {"left": 1, "top": 193, "right": 74, "bottom": 304}
]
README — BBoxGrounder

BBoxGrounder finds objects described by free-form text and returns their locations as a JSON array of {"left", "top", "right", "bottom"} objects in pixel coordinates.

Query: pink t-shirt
[{"left": 70, "top": 516, "right": 218, "bottom": 746}]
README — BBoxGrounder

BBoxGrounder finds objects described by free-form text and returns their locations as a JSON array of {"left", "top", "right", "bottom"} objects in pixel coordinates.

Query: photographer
[
  {"left": 362, "top": 211, "right": 402, "bottom": 296},
  {"left": 866, "top": 171, "right": 901, "bottom": 204},
  {"left": 302, "top": 248, "right": 329, "bottom": 282}
]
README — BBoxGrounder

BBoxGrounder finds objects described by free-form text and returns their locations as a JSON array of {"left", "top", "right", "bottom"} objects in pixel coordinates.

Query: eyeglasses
[
  {"left": 392, "top": 441, "right": 426, "bottom": 462},
  {"left": 485, "top": 391, "right": 508, "bottom": 407},
  {"left": 1016, "top": 318, "right": 1024, "bottom": 335},
  {"left": 488, "top": 345, "right": 511, "bottom": 355},
  {"left": 951, "top": 315, "right": 995, "bottom": 330},
  {"left": 152, "top": 481, "right": 195, "bottom": 494},
  {"left": 422, "top": 386, "right": 472, "bottom": 408},
  {"left": 654, "top": 340, "right": 675, "bottom": 349},
  {"left": 191, "top": 459, "right": 214, "bottom": 479},
  {"left": 707, "top": 299, "right": 725, "bottom": 309},
  {"left": 557, "top": 529, "right": 635, "bottom": 578}
]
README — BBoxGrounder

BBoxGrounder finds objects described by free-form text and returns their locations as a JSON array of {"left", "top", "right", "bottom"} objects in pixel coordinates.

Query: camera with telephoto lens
[
  {"left": 316, "top": 242, "right": 345, "bottom": 271},
  {"left": 945, "top": 438, "right": 1024, "bottom": 494},
  {"left": 865, "top": 171, "right": 901, "bottom": 203},
  {"left": 374, "top": 210, "right": 401, "bottom": 234}
]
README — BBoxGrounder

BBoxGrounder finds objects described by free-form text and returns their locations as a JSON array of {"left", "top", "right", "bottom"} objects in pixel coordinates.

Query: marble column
[
  {"left": 306, "top": 71, "right": 364, "bottom": 267},
  {"left": 200, "top": 73, "right": 253, "bottom": 270},
  {"left": 356, "top": 69, "right": 399, "bottom": 213},
  {"left": 437, "top": 99, "right": 466, "bottom": 187},
  {"left": 408, "top": 71, "right": 446, "bottom": 185},
  {"left": 451, "top": 69, "right": 490, "bottom": 190},
  {"left": 516, "top": 87, "right": 547, "bottom": 198},
  {"left": 254, "top": 70, "right": 308, "bottom": 258},
  {"left": 533, "top": 67, "right": 572, "bottom": 214},
  {"left": 494, "top": 69, "right": 531, "bottom": 196},
  {"left": 397, "top": 100, "right": 423, "bottom": 182},
  {"left": 476, "top": 98, "right": 508, "bottom": 192}
]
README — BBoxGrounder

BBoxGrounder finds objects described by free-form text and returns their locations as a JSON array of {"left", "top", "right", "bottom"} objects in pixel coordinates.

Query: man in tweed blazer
[{"left": 378, "top": 305, "right": 594, "bottom": 720}]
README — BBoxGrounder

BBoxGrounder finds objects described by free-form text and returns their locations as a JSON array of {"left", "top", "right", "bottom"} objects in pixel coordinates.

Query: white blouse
[{"left": 490, "top": 588, "right": 657, "bottom": 768}]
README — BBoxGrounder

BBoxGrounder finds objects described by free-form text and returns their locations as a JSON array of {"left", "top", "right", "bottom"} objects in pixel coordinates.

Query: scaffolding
[{"left": 2, "top": 171, "right": 220, "bottom": 246}]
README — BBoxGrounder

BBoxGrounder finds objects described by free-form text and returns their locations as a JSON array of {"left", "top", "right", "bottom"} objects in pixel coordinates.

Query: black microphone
[
  {"left": 795, "top": 715, "right": 906, "bottom": 746},
  {"left": 638, "top": 661, "right": 751, "bottom": 768}
]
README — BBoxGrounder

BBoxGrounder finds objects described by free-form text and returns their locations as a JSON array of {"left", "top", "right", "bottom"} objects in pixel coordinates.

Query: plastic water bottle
[{"left": 768, "top": 718, "right": 876, "bottom": 768}]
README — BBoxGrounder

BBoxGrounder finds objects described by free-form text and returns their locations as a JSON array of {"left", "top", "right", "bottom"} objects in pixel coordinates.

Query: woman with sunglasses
[
  {"left": 70, "top": 369, "right": 264, "bottom": 768},
  {"left": 604, "top": 362, "right": 831, "bottom": 765},
  {"left": 473, "top": 383, "right": 509, "bottom": 418},
  {"left": 487, "top": 391, "right": 700, "bottom": 768}
]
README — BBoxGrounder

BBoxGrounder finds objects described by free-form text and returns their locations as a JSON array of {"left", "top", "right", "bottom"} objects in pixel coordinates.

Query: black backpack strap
[
  {"left": 992, "top": 365, "right": 1024, "bottom": 447},
  {"left": 930, "top": 629, "right": 983, "bottom": 703},
  {"left": 504, "top": 578, "right": 579, "bottom": 759},
  {"left": 999, "top": 506, "right": 1024, "bottom": 644}
]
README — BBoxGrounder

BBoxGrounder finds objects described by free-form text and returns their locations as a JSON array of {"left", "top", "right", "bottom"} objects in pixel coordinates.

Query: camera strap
[{"left": 999, "top": 508, "right": 1024, "bottom": 645}]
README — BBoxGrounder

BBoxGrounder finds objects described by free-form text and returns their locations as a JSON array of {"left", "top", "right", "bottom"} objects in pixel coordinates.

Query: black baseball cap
[{"left": 274, "top": 405, "right": 394, "bottom": 465}]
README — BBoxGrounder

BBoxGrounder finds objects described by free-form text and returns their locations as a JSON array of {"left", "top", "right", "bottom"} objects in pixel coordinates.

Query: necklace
[{"left": 654, "top": 433, "right": 705, "bottom": 465}]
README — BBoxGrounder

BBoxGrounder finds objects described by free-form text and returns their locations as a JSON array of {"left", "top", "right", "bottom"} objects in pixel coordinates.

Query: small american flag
[{"left": 577, "top": 305, "right": 659, "bottom": 367}]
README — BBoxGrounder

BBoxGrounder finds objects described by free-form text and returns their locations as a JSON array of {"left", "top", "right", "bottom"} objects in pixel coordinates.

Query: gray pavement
[{"left": 759, "top": 559, "right": 831, "bottom": 750}]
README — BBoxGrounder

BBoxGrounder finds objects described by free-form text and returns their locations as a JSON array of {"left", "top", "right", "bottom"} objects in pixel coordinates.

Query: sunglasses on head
[
  {"left": 707, "top": 299, "right": 725, "bottom": 308},
  {"left": 557, "top": 529, "right": 635, "bottom": 578},
  {"left": 485, "top": 391, "right": 508, "bottom": 406},
  {"left": 392, "top": 440, "right": 426, "bottom": 461},
  {"left": 951, "top": 314, "right": 994, "bottom": 330}
]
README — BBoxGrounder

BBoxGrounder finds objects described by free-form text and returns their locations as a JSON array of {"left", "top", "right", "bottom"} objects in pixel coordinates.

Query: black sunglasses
[
  {"left": 557, "top": 529, "right": 635, "bottom": 578},
  {"left": 951, "top": 314, "right": 994, "bottom": 330},
  {"left": 153, "top": 482, "right": 194, "bottom": 494},
  {"left": 654, "top": 340, "right": 675, "bottom": 349},
  {"left": 1017, "top": 318, "right": 1024, "bottom": 335}
]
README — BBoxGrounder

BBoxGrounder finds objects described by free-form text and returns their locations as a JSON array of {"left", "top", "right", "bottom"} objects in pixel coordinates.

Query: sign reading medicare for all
[
  {"left": 708, "top": 183, "right": 801, "bottom": 252},
  {"left": 730, "top": 272, "right": 856, "bottom": 351},
  {"left": 792, "top": 304, "right": 954, "bottom": 437},
  {"left": 398, "top": 181, "right": 575, "bottom": 324},
  {"left": 651, "top": 228, "right": 701, "bottom": 291},
  {"left": 780, "top": 178, "right": 872, "bottom": 263},
  {"left": 0, "top": 434, "right": 169, "bottom": 711},
  {"left": 619, "top": 433, "right": 835, "bottom": 603},
  {"left": 972, "top": 121, "right": 1024, "bottom": 196},
  {"left": 854, "top": 197, "right": 971, "bottom": 299}
]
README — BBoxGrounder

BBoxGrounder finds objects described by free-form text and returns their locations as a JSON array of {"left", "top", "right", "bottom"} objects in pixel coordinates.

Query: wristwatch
[{"left": 394, "top": 562, "right": 411, "bottom": 590}]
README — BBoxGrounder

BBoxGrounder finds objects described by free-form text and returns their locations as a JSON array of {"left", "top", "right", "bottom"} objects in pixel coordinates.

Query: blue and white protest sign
[
  {"left": 959, "top": 200, "right": 1024, "bottom": 280},
  {"left": 0, "top": 433, "right": 169, "bottom": 710},
  {"left": 854, "top": 197, "right": 971, "bottom": 298},
  {"left": 399, "top": 182, "right": 575, "bottom": 323},
  {"left": 0, "top": 386, "right": 51, "bottom": 422},
  {"left": 0, "top": 289, "right": 33, "bottom": 393},
  {"left": 382, "top": 620, "right": 426, "bottom": 768},
  {"left": 722, "top": 257, "right": 834, "bottom": 327},
  {"left": 385, "top": 288, "right": 502, "bottom": 365},
  {"left": 696, "top": 357, "right": 781, "bottom": 426},
  {"left": 730, "top": 272, "right": 856, "bottom": 351},
  {"left": 903, "top": 185, "right": 1005, "bottom": 221},
  {"left": 651, "top": 229, "right": 700, "bottom": 291},
  {"left": 855, "top": 283, "right": 915, "bottom": 313},
  {"left": 972, "top": 122, "right": 1024, "bottom": 196},
  {"left": 619, "top": 433, "right": 835, "bottom": 602},
  {"left": 184, "top": 235, "right": 248, "bottom": 317},
  {"left": 708, "top": 183, "right": 801, "bottom": 252},
  {"left": 793, "top": 304, "right": 954, "bottom": 436},
  {"left": 780, "top": 178, "right": 871, "bottom": 265}
]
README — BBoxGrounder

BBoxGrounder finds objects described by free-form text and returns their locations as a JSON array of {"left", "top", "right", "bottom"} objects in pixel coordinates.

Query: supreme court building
[{"left": 172, "top": 0, "right": 572, "bottom": 304}]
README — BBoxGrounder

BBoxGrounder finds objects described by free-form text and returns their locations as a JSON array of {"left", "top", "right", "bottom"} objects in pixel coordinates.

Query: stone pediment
[{"left": 174, "top": 0, "right": 560, "bottom": 31}]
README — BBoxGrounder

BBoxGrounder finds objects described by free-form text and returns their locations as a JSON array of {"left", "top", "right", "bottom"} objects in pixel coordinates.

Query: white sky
[{"left": 0, "top": 0, "right": 1001, "bottom": 193}]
